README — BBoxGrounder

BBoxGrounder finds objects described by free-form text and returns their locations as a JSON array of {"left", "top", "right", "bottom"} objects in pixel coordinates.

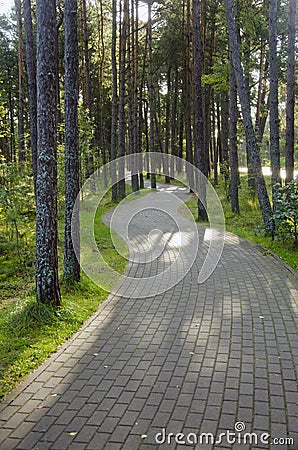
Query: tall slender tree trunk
[
  {"left": 15, "top": 0, "right": 25, "bottom": 166},
  {"left": 212, "top": 95, "right": 218, "bottom": 185},
  {"left": 56, "top": 0, "right": 64, "bottom": 146},
  {"left": 8, "top": 88, "right": 15, "bottom": 162},
  {"left": 82, "top": 0, "right": 92, "bottom": 114},
  {"left": 36, "top": 0, "right": 61, "bottom": 305},
  {"left": 118, "top": 0, "right": 128, "bottom": 198},
  {"left": 229, "top": 61, "right": 240, "bottom": 214},
  {"left": 213, "top": 97, "right": 220, "bottom": 185},
  {"left": 129, "top": 0, "right": 139, "bottom": 192},
  {"left": 242, "top": 35, "right": 255, "bottom": 192},
  {"left": 255, "top": 39, "right": 265, "bottom": 140},
  {"left": 184, "top": 0, "right": 193, "bottom": 171},
  {"left": 221, "top": 92, "right": 230, "bottom": 183},
  {"left": 164, "top": 66, "right": 172, "bottom": 184},
  {"left": 23, "top": 0, "right": 37, "bottom": 194},
  {"left": 97, "top": 0, "right": 107, "bottom": 174},
  {"left": 269, "top": 0, "right": 280, "bottom": 185},
  {"left": 178, "top": 108, "right": 184, "bottom": 173},
  {"left": 285, "top": 0, "right": 296, "bottom": 183},
  {"left": 148, "top": 0, "right": 156, "bottom": 189},
  {"left": 111, "top": 0, "right": 118, "bottom": 200},
  {"left": 193, "top": 0, "right": 208, "bottom": 220},
  {"left": 64, "top": 0, "right": 80, "bottom": 283},
  {"left": 134, "top": 0, "right": 142, "bottom": 188},
  {"left": 82, "top": 0, "right": 94, "bottom": 177},
  {"left": 224, "top": 0, "right": 273, "bottom": 231}
]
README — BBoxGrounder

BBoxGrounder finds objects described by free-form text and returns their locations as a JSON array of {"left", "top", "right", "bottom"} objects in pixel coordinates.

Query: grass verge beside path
[
  {"left": 185, "top": 175, "right": 298, "bottom": 273},
  {"left": 0, "top": 189, "right": 132, "bottom": 401}
]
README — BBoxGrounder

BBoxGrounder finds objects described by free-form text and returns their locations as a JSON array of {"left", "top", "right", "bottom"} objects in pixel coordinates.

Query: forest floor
[
  {"left": 0, "top": 179, "right": 297, "bottom": 449},
  {"left": 0, "top": 174, "right": 297, "bottom": 400}
]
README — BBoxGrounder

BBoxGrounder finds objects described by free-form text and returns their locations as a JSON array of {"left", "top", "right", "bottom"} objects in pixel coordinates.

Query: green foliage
[
  {"left": 0, "top": 86, "right": 9, "bottom": 140},
  {"left": 185, "top": 174, "right": 298, "bottom": 272},
  {"left": 78, "top": 104, "right": 97, "bottom": 181},
  {"left": 0, "top": 187, "right": 130, "bottom": 400},
  {"left": 0, "top": 157, "right": 35, "bottom": 271},
  {"left": 272, "top": 178, "right": 298, "bottom": 245},
  {"left": 202, "top": 60, "right": 230, "bottom": 92},
  {"left": 0, "top": 276, "right": 106, "bottom": 400}
]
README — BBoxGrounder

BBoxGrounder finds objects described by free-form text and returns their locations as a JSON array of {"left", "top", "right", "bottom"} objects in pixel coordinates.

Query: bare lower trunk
[
  {"left": 64, "top": 0, "right": 80, "bottom": 283},
  {"left": 225, "top": 0, "right": 273, "bottom": 231},
  {"left": 23, "top": 0, "right": 37, "bottom": 194},
  {"left": 285, "top": 0, "right": 296, "bottom": 183},
  {"left": 15, "top": 0, "right": 26, "bottom": 166},
  {"left": 229, "top": 61, "right": 240, "bottom": 214},
  {"left": 148, "top": 0, "right": 156, "bottom": 189},
  {"left": 36, "top": 0, "right": 61, "bottom": 305},
  {"left": 111, "top": 0, "right": 118, "bottom": 200},
  {"left": 269, "top": 0, "right": 280, "bottom": 185}
]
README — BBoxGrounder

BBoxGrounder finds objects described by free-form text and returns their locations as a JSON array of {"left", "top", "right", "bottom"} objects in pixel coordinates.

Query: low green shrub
[{"left": 273, "top": 178, "right": 298, "bottom": 245}]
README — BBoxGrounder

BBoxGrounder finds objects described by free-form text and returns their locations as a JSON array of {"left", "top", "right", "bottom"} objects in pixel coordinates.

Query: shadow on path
[{"left": 0, "top": 185, "right": 297, "bottom": 450}]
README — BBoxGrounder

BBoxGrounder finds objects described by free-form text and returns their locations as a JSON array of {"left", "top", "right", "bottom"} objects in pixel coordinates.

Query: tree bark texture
[
  {"left": 148, "top": 0, "right": 156, "bottom": 189},
  {"left": 285, "top": 0, "right": 296, "bottom": 183},
  {"left": 36, "top": 0, "right": 61, "bottom": 305},
  {"left": 224, "top": 0, "right": 273, "bottom": 231},
  {"left": 111, "top": 0, "right": 118, "bottom": 200},
  {"left": 269, "top": 0, "right": 280, "bottom": 185},
  {"left": 193, "top": 0, "right": 208, "bottom": 221},
  {"left": 118, "top": 0, "right": 128, "bottom": 197},
  {"left": 229, "top": 61, "right": 240, "bottom": 214},
  {"left": 64, "top": 0, "right": 80, "bottom": 283},
  {"left": 15, "top": 0, "right": 25, "bottom": 165},
  {"left": 23, "top": 0, "right": 37, "bottom": 194}
]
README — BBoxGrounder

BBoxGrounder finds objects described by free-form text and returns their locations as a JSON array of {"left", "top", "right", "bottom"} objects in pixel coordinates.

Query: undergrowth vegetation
[
  {"left": 0, "top": 171, "right": 297, "bottom": 399},
  {"left": 0, "top": 182, "right": 132, "bottom": 400},
  {"left": 185, "top": 174, "right": 298, "bottom": 272}
]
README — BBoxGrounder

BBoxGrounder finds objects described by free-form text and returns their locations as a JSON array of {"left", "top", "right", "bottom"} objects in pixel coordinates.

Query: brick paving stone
[
  {"left": 0, "top": 438, "right": 22, "bottom": 450},
  {"left": 0, "top": 183, "right": 297, "bottom": 449}
]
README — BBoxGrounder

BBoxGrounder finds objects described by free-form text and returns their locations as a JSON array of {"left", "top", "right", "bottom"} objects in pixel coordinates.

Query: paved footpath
[{"left": 0, "top": 184, "right": 297, "bottom": 449}]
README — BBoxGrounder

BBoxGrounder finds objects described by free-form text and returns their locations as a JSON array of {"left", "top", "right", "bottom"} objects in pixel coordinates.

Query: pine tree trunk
[
  {"left": 229, "top": 61, "right": 240, "bottom": 214},
  {"left": 221, "top": 92, "right": 229, "bottom": 182},
  {"left": 8, "top": 90, "right": 15, "bottom": 162},
  {"left": 269, "top": 0, "right": 280, "bottom": 185},
  {"left": 36, "top": 0, "right": 61, "bottom": 305},
  {"left": 118, "top": 0, "right": 128, "bottom": 197},
  {"left": 225, "top": 0, "right": 273, "bottom": 231},
  {"left": 64, "top": 0, "right": 80, "bottom": 283},
  {"left": 148, "top": 0, "right": 156, "bottom": 189},
  {"left": 23, "top": 0, "right": 37, "bottom": 194},
  {"left": 193, "top": 0, "right": 208, "bottom": 220},
  {"left": 82, "top": 0, "right": 92, "bottom": 114},
  {"left": 97, "top": 0, "right": 107, "bottom": 175},
  {"left": 285, "top": 0, "right": 296, "bottom": 183},
  {"left": 15, "top": 0, "right": 26, "bottom": 166},
  {"left": 164, "top": 66, "right": 172, "bottom": 184},
  {"left": 82, "top": 0, "right": 94, "bottom": 178},
  {"left": 111, "top": 0, "right": 118, "bottom": 200},
  {"left": 242, "top": 35, "right": 256, "bottom": 192},
  {"left": 128, "top": 0, "right": 139, "bottom": 192},
  {"left": 255, "top": 39, "right": 265, "bottom": 140},
  {"left": 184, "top": 0, "right": 193, "bottom": 171}
]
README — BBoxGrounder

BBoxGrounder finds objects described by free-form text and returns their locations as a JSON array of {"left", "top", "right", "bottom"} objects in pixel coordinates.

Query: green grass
[
  {"left": 0, "top": 277, "right": 106, "bottom": 400},
  {"left": 0, "top": 187, "right": 136, "bottom": 400},
  {"left": 1, "top": 175, "right": 297, "bottom": 399},
  {"left": 185, "top": 175, "right": 298, "bottom": 273}
]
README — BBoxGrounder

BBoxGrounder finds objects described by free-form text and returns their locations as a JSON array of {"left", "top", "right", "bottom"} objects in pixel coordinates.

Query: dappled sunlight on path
[{"left": 0, "top": 183, "right": 297, "bottom": 449}]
